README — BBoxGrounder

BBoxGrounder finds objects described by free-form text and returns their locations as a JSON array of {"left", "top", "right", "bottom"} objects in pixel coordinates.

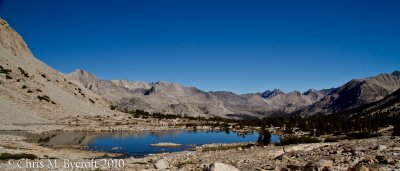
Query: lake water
[{"left": 36, "top": 130, "right": 281, "bottom": 157}]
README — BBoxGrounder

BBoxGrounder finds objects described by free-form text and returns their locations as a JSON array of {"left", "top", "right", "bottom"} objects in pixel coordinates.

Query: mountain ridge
[
  {"left": 68, "top": 68, "right": 400, "bottom": 118},
  {"left": 2, "top": 17, "right": 398, "bottom": 120},
  {"left": 292, "top": 72, "right": 400, "bottom": 117},
  {"left": 0, "top": 18, "right": 120, "bottom": 131}
]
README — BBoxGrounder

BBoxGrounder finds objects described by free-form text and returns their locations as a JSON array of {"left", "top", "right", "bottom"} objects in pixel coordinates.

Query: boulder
[
  {"left": 358, "top": 166, "right": 369, "bottom": 171},
  {"left": 304, "top": 162, "right": 318, "bottom": 171},
  {"left": 349, "top": 165, "right": 369, "bottom": 171},
  {"left": 375, "top": 145, "right": 387, "bottom": 151},
  {"left": 287, "top": 165, "right": 304, "bottom": 170},
  {"left": 304, "top": 160, "right": 333, "bottom": 171},
  {"left": 276, "top": 153, "right": 291, "bottom": 161},
  {"left": 316, "top": 159, "right": 333, "bottom": 169},
  {"left": 375, "top": 155, "right": 387, "bottom": 164},
  {"left": 208, "top": 162, "right": 239, "bottom": 171},
  {"left": 392, "top": 147, "right": 400, "bottom": 151},
  {"left": 154, "top": 159, "right": 169, "bottom": 170}
]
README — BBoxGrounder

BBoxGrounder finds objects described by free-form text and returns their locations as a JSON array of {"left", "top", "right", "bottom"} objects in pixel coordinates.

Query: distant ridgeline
[
  {"left": 68, "top": 69, "right": 400, "bottom": 119},
  {"left": 111, "top": 88, "right": 400, "bottom": 139}
]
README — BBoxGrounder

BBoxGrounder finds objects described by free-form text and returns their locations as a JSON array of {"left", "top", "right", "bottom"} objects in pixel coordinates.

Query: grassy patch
[
  {"left": 109, "top": 105, "right": 117, "bottom": 110},
  {"left": 0, "top": 153, "right": 38, "bottom": 160},
  {"left": 38, "top": 136, "right": 51, "bottom": 143},
  {"left": 1, "top": 145, "right": 31, "bottom": 150},
  {"left": 132, "top": 161, "right": 147, "bottom": 165},
  {"left": 0, "top": 67, "right": 12, "bottom": 74},
  {"left": 18, "top": 67, "right": 29, "bottom": 78},
  {"left": 176, "top": 161, "right": 196, "bottom": 168},
  {"left": 37, "top": 95, "right": 56, "bottom": 104},
  {"left": 37, "top": 95, "right": 51, "bottom": 102},
  {"left": 200, "top": 144, "right": 252, "bottom": 152},
  {"left": 41, "top": 74, "right": 47, "bottom": 78},
  {"left": 346, "top": 132, "right": 381, "bottom": 139},
  {"left": 89, "top": 99, "right": 95, "bottom": 104},
  {"left": 324, "top": 137, "right": 339, "bottom": 142}
]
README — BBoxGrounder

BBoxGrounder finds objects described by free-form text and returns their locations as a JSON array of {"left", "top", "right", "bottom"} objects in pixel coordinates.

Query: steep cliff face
[{"left": 0, "top": 18, "right": 118, "bottom": 130}]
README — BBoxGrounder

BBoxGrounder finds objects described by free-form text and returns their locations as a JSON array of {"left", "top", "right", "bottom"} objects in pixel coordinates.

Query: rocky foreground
[
  {"left": 130, "top": 136, "right": 400, "bottom": 171},
  {"left": 1, "top": 133, "right": 399, "bottom": 171}
]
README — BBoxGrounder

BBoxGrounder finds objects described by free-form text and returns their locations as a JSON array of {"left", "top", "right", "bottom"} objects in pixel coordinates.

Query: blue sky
[{"left": 0, "top": 0, "right": 399, "bottom": 94}]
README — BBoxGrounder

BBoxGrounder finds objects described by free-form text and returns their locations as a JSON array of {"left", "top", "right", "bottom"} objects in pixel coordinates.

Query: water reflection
[{"left": 34, "top": 130, "right": 280, "bottom": 157}]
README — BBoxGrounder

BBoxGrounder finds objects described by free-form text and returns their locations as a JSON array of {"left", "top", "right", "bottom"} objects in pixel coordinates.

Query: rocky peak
[
  {"left": 210, "top": 91, "right": 236, "bottom": 96},
  {"left": 111, "top": 80, "right": 151, "bottom": 90},
  {"left": 302, "top": 89, "right": 326, "bottom": 101},
  {"left": 144, "top": 81, "right": 185, "bottom": 96},
  {"left": 303, "top": 89, "right": 317, "bottom": 95},
  {"left": 261, "top": 89, "right": 284, "bottom": 98},
  {"left": 67, "top": 69, "right": 97, "bottom": 86},
  {"left": 392, "top": 70, "right": 400, "bottom": 77},
  {"left": 288, "top": 90, "right": 302, "bottom": 96},
  {"left": 0, "top": 18, "right": 32, "bottom": 58},
  {"left": 317, "top": 88, "right": 337, "bottom": 96},
  {"left": 155, "top": 80, "right": 167, "bottom": 85},
  {"left": 152, "top": 81, "right": 182, "bottom": 88},
  {"left": 70, "top": 69, "right": 96, "bottom": 79}
]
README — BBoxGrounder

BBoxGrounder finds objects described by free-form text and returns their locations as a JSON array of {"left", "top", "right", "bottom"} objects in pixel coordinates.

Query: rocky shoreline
[
  {"left": 0, "top": 123, "right": 399, "bottom": 171},
  {"left": 138, "top": 136, "right": 400, "bottom": 171}
]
